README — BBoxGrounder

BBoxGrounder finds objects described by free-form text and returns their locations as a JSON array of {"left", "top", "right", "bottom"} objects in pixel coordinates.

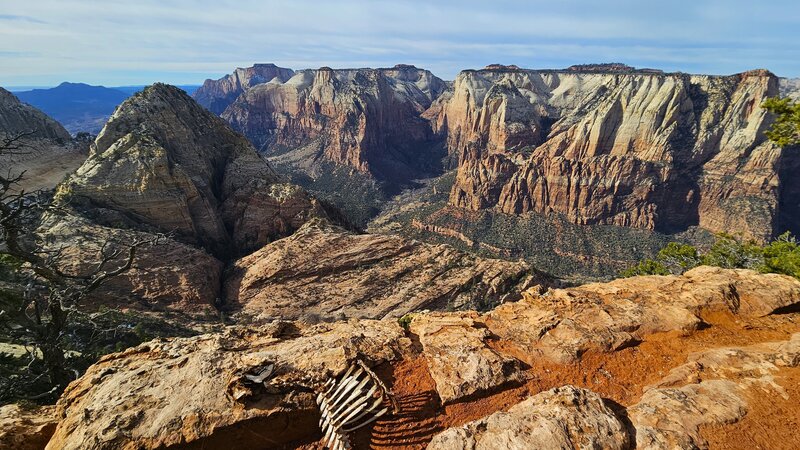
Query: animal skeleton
[{"left": 316, "top": 360, "right": 396, "bottom": 450}]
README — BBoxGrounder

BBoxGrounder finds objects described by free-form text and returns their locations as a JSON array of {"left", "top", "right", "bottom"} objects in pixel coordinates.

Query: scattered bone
[{"left": 243, "top": 363, "right": 275, "bottom": 384}]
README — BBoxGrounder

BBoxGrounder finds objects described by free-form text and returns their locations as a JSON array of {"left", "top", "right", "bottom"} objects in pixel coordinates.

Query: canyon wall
[
  {"left": 220, "top": 65, "right": 447, "bottom": 184},
  {"left": 194, "top": 63, "right": 295, "bottom": 115},
  {"left": 427, "top": 66, "right": 794, "bottom": 241}
]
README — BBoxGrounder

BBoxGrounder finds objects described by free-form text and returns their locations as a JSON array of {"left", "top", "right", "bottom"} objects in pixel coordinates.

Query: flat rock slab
[
  {"left": 46, "top": 320, "right": 409, "bottom": 450},
  {"left": 410, "top": 313, "right": 523, "bottom": 404}
]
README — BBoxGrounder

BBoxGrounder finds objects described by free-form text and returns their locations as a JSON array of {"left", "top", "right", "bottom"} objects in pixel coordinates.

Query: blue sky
[{"left": 1, "top": 0, "right": 798, "bottom": 87}]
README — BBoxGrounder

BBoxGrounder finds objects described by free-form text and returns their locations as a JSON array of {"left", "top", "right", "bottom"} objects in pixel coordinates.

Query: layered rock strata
[
  {"left": 214, "top": 64, "right": 447, "bottom": 184},
  {"left": 225, "top": 219, "right": 541, "bottom": 322},
  {"left": 426, "top": 66, "right": 795, "bottom": 241},
  {"left": 194, "top": 63, "right": 296, "bottom": 115},
  {"left": 0, "top": 87, "right": 85, "bottom": 193},
  {"left": 59, "top": 83, "right": 326, "bottom": 258}
]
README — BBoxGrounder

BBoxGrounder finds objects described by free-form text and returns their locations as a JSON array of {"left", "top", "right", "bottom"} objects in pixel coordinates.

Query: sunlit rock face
[
  {"left": 217, "top": 64, "right": 448, "bottom": 185},
  {"left": 428, "top": 66, "right": 795, "bottom": 241},
  {"left": 194, "top": 63, "right": 296, "bottom": 115},
  {"left": 62, "top": 83, "right": 327, "bottom": 258}
]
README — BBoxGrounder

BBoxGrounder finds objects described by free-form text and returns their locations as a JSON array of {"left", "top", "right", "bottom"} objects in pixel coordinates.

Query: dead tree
[{"left": 0, "top": 131, "right": 157, "bottom": 398}]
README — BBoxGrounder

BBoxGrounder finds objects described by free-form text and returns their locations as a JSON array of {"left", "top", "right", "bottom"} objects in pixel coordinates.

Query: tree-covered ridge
[
  {"left": 622, "top": 233, "right": 800, "bottom": 280},
  {"left": 763, "top": 97, "right": 800, "bottom": 147}
]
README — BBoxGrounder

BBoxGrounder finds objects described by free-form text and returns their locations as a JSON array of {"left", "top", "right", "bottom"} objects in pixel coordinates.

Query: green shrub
[
  {"left": 657, "top": 242, "right": 702, "bottom": 273},
  {"left": 762, "top": 97, "right": 800, "bottom": 147},
  {"left": 620, "top": 259, "right": 670, "bottom": 277},
  {"left": 397, "top": 314, "right": 414, "bottom": 330},
  {"left": 621, "top": 232, "right": 800, "bottom": 281},
  {"left": 700, "top": 234, "right": 761, "bottom": 270},
  {"left": 759, "top": 232, "right": 800, "bottom": 278}
]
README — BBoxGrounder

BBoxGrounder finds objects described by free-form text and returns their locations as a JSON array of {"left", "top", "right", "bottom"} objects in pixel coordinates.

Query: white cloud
[{"left": 0, "top": 0, "right": 798, "bottom": 86}]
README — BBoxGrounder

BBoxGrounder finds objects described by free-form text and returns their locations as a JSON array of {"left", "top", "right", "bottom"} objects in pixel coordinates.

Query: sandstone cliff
[
  {"left": 218, "top": 64, "right": 447, "bottom": 185},
  {"left": 59, "top": 83, "right": 327, "bottom": 258},
  {"left": 26, "top": 83, "right": 325, "bottom": 312},
  {"left": 30, "top": 83, "right": 534, "bottom": 317},
  {"left": 427, "top": 66, "right": 796, "bottom": 241},
  {"left": 0, "top": 87, "right": 71, "bottom": 142},
  {"left": 0, "top": 87, "right": 86, "bottom": 193},
  {"left": 780, "top": 77, "right": 800, "bottom": 101},
  {"left": 194, "top": 63, "right": 295, "bottom": 114},
  {"left": 37, "top": 267, "right": 800, "bottom": 449}
]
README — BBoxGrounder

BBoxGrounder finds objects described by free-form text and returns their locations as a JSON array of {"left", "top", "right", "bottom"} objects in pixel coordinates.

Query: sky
[{"left": 1, "top": 0, "right": 799, "bottom": 87}]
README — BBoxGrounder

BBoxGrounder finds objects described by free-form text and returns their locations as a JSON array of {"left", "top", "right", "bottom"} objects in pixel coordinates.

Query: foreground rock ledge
[{"left": 37, "top": 267, "right": 800, "bottom": 449}]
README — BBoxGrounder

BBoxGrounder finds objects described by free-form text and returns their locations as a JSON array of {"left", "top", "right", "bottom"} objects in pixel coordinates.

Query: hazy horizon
[{"left": 2, "top": 0, "right": 799, "bottom": 87}]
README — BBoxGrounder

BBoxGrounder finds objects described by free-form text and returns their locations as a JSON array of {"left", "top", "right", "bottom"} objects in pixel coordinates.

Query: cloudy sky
[{"left": 1, "top": 0, "right": 798, "bottom": 87}]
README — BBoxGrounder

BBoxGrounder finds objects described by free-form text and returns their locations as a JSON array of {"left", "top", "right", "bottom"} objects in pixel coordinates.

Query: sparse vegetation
[
  {"left": 397, "top": 313, "right": 414, "bottom": 330},
  {"left": 621, "top": 232, "right": 800, "bottom": 280}
]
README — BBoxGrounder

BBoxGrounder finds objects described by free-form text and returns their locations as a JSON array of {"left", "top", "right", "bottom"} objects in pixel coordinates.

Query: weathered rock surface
[
  {"left": 60, "top": 83, "right": 327, "bottom": 258},
  {"left": 219, "top": 64, "right": 447, "bottom": 184},
  {"left": 409, "top": 313, "right": 523, "bottom": 404},
  {"left": 46, "top": 320, "right": 409, "bottom": 450},
  {"left": 629, "top": 333, "right": 800, "bottom": 449},
  {"left": 427, "top": 386, "right": 630, "bottom": 450},
  {"left": 0, "top": 404, "right": 56, "bottom": 450},
  {"left": 37, "top": 211, "right": 223, "bottom": 313},
  {"left": 426, "top": 66, "right": 796, "bottom": 241},
  {"left": 0, "top": 87, "right": 71, "bottom": 141},
  {"left": 36, "top": 268, "right": 800, "bottom": 449},
  {"left": 780, "top": 77, "right": 800, "bottom": 101},
  {"left": 225, "top": 219, "right": 541, "bottom": 321},
  {"left": 0, "top": 87, "right": 86, "bottom": 193},
  {"left": 486, "top": 266, "right": 800, "bottom": 363},
  {"left": 194, "top": 63, "right": 295, "bottom": 114}
]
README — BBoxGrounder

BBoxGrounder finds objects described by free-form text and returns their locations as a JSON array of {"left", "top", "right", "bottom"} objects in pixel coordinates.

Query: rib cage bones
[{"left": 316, "top": 360, "right": 396, "bottom": 450}]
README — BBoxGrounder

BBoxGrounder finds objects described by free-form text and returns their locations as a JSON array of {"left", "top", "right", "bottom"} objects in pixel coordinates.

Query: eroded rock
[
  {"left": 427, "top": 67, "right": 791, "bottom": 242},
  {"left": 487, "top": 266, "right": 800, "bottom": 363},
  {"left": 629, "top": 333, "right": 800, "bottom": 449},
  {"left": 427, "top": 386, "right": 629, "bottom": 450},
  {"left": 46, "top": 320, "right": 410, "bottom": 450},
  {"left": 0, "top": 404, "right": 56, "bottom": 450},
  {"left": 409, "top": 313, "right": 523, "bottom": 404},
  {"left": 225, "top": 220, "right": 540, "bottom": 321},
  {"left": 60, "top": 83, "right": 327, "bottom": 258},
  {"left": 220, "top": 65, "right": 447, "bottom": 185}
]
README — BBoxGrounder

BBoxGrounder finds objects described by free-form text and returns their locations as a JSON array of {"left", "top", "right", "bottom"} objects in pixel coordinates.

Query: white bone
[
  {"left": 330, "top": 375, "right": 371, "bottom": 419},
  {"left": 343, "top": 407, "right": 388, "bottom": 432},
  {"left": 336, "top": 394, "right": 373, "bottom": 428},
  {"left": 329, "top": 368, "right": 364, "bottom": 405},
  {"left": 329, "top": 367, "right": 361, "bottom": 402},
  {"left": 340, "top": 384, "right": 378, "bottom": 425},
  {"left": 342, "top": 395, "right": 383, "bottom": 429}
]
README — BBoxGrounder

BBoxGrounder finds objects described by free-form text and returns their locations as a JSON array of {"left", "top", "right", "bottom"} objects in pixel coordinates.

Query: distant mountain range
[{"left": 11, "top": 82, "right": 200, "bottom": 135}]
